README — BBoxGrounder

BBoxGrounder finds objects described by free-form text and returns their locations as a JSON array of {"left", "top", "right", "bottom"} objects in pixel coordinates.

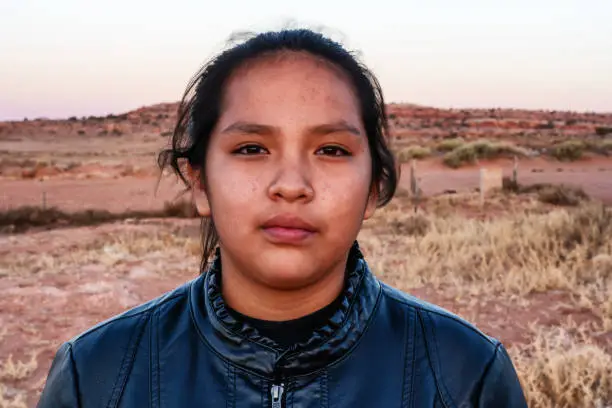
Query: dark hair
[{"left": 158, "top": 28, "right": 399, "bottom": 271}]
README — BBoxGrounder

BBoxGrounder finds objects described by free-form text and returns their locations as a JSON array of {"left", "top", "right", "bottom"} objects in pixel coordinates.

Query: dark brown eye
[
  {"left": 233, "top": 144, "right": 268, "bottom": 155},
  {"left": 316, "top": 146, "right": 351, "bottom": 157}
]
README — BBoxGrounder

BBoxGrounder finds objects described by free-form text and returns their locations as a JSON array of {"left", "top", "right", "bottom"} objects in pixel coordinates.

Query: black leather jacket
[{"left": 38, "top": 243, "right": 527, "bottom": 407}]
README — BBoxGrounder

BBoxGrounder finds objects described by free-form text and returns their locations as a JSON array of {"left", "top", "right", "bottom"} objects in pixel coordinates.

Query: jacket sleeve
[
  {"left": 477, "top": 343, "right": 528, "bottom": 408},
  {"left": 37, "top": 342, "right": 81, "bottom": 408}
]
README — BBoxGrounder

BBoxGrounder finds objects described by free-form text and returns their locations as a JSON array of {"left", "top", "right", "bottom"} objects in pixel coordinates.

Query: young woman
[{"left": 38, "top": 29, "right": 527, "bottom": 407}]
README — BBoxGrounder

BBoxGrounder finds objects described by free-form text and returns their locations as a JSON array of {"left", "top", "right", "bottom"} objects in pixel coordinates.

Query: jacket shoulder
[
  {"left": 381, "top": 283, "right": 526, "bottom": 407},
  {"left": 70, "top": 277, "right": 194, "bottom": 346},
  {"left": 38, "top": 277, "right": 198, "bottom": 407},
  {"left": 381, "top": 282, "right": 496, "bottom": 339}
]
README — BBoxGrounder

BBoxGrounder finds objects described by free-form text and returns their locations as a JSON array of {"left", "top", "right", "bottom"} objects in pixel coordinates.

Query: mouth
[{"left": 260, "top": 214, "right": 318, "bottom": 244}]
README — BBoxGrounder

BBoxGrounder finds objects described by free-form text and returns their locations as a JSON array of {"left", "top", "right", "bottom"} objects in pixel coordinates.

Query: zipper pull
[{"left": 271, "top": 383, "right": 285, "bottom": 408}]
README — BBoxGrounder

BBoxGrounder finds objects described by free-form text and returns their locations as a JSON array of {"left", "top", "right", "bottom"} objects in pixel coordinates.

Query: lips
[{"left": 260, "top": 214, "right": 317, "bottom": 244}]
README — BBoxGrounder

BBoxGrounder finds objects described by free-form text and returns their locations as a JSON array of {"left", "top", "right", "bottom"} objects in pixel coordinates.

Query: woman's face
[{"left": 194, "top": 52, "right": 377, "bottom": 290}]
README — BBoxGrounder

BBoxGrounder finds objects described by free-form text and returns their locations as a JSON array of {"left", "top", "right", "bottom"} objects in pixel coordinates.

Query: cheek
[
  {"left": 206, "top": 164, "right": 262, "bottom": 226},
  {"left": 315, "top": 163, "right": 372, "bottom": 216}
]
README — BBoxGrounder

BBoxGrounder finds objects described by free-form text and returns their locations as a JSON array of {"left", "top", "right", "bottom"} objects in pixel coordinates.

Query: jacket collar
[{"left": 189, "top": 241, "right": 382, "bottom": 378}]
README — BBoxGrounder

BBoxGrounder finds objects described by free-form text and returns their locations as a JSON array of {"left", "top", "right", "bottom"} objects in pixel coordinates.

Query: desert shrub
[
  {"left": 510, "top": 327, "right": 612, "bottom": 408},
  {"left": 596, "top": 139, "right": 612, "bottom": 155},
  {"left": 595, "top": 126, "right": 612, "bottom": 136},
  {"left": 550, "top": 140, "right": 585, "bottom": 161},
  {"left": 442, "top": 140, "right": 528, "bottom": 168},
  {"left": 163, "top": 199, "right": 198, "bottom": 218},
  {"left": 396, "top": 146, "right": 431, "bottom": 162},
  {"left": 0, "top": 199, "right": 198, "bottom": 233},
  {"left": 565, "top": 118, "right": 578, "bottom": 126},
  {"left": 504, "top": 181, "right": 590, "bottom": 207},
  {"left": 435, "top": 137, "right": 464, "bottom": 152},
  {"left": 390, "top": 214, "right": 431, "bottom": 236},
  {"left": 536, "top": 185, "right": 589, "bottom": 207}
]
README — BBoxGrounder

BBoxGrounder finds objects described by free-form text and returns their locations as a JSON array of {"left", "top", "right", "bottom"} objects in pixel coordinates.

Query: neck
[{"left": 219, "top": 251, "right": 348, "bottom": 322}]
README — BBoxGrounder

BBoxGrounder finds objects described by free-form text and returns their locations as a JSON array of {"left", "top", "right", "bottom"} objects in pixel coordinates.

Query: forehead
[{"left": 218, "top": 52, "right": 361, "bottom": 124}]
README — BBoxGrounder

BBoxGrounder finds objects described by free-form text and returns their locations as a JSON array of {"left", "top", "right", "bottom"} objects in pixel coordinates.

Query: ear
[
  {"left": 363, "top": 186, "right": 378, "bottom": 220},
  {"left": 186, "top": 163, "right": 211, "bottom": 217}
]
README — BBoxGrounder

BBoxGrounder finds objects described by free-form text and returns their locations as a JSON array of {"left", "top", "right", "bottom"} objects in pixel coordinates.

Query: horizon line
[{"left": 2, "top": 99, "right": 611, "bottom": 123}]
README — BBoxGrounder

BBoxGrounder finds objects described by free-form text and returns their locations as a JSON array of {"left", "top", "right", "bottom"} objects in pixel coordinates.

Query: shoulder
[
  {"left": 380, "top": 283, "right": 526, "bottom": 407},
  {"left": 380, "top": 282, "right": 498, "bottom": 349},
  {"left": 39, "top": 277, "right": 199, "bottom": 406},
  {"left": 69, "top": 276, "right": 195, "bottom": 350}
]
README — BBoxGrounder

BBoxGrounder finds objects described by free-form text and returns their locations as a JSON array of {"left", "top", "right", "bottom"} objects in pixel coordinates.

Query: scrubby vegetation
[
  {"left": 396, "top": 145, "right": 431, "bottom": 162},
  {"left": 502, "top": 178, "right": 590, "bottom": 207},
  {"left": 442, "top": 140, "right": 529, "bottom": 168},
  {"left": 551, "top": 140, "right": 585, "bottom": 161},
  {"left": 435, "top": 137, "right": 465, "bottom": 152},
  {"left": 0, "top": 199, "right": 197, "bottom": 233}
]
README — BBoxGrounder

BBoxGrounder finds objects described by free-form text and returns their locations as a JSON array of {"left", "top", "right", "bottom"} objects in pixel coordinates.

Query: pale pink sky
[{"left": 1, "top": 0, "right": 611, "bottom": 120}]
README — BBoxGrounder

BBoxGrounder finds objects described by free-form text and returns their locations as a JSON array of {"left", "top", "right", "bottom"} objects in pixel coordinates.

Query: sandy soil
[{"left": 402, "top": 157, "right": 612, "bottom": 203}]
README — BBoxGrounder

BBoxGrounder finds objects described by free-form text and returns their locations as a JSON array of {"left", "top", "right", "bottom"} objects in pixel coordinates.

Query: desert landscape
[{"left": 1, "top": 102, "right": 611, "bottom": 407}]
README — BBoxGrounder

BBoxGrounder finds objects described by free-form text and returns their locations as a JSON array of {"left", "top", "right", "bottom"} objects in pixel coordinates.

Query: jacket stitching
[
  {"left": 153, "top": 307, "right": 161, "bottom": 408},
  {"left": 417, "top": 310, "right": 454, "bottom": 408},
  {"left": 409, "top": 310, "right": 416, "bottom": 408},
  {"left": 474, "top": 342, "right": 502, "bottom": 405},
  {"left": 401, "top": 308, "right": 416, "bottom": 408},
  {"left": 66, "top": 343, "right": 82, "bottom": 408},
  {"left": 225, "top": 361, "right": 236, "bottom": 408},
  {"left": 106, "top": 311, "right": 150, "bottom": 408},
  {"left": 401, "top": 309, "right": 409, "bottom": 407},
  {"left": 320, "top": 370, "right": 329, "bottom": 408}
]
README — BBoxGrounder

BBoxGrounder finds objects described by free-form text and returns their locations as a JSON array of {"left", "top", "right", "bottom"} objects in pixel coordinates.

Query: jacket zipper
[
  {"left": 270, "top": 383, "right": 285, "bottom": 408},
  {"left": 271, "top": 345, "right": 295, "bottom": 408}
]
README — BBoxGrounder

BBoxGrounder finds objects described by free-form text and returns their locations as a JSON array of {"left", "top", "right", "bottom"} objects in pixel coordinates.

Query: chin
[{"left": 255, "top": 254, "right": 324, "bottom": 290}]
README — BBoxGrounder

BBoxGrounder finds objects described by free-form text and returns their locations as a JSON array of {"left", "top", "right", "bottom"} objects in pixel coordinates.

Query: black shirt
[{"left": 226, "top": 293, "right": 344, "bottom": 349}]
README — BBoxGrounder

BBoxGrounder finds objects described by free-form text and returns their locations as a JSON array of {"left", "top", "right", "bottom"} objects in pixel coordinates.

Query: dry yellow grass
[
  {"left": 0, "top": 354, "right": 38, "bottom": 382},
  {"left": 361, "top": 198, "right": 611, "bottom": 298},
  {"left": 509, "top": 325, "right": 612, "bottom": 408},
  {"left": 0, "top": 384, "right": 27, "bottom": 408},
  {"left": 0, "top": 354, "right": 37, "bottom": 408},
  {"left": 396, "top": 145, "right": 432, "bottom": 162}
]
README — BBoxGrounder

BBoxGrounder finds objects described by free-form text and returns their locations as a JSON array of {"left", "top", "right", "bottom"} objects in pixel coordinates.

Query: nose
[{"left": 267, "top": 157, "right": 314, "bottom": 203}]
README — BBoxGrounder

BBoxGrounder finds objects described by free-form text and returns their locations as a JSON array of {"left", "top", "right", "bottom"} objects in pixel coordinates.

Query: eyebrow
[{"left": 220, "top": 120, "right": 362, "bottom": 137}]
